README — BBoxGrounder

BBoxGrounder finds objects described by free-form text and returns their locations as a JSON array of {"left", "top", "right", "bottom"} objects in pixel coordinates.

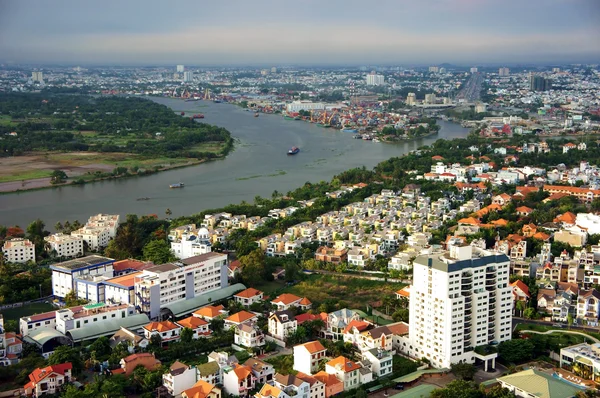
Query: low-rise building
[
  {"left": 234, "top": 323, "right": 265, "bottom": 349},
  {"left": 362, "top": 348, "right": 393, "bottom": 378},
  {"left": 271, "top": 294, "right": 311, "bottom": 311},
  {"left": 313, "top": 371, "right": 344, "bottom": 398},
  {"left": 163, "top": 361, "right": 198, "bottom": 397},
  {"left": 2, "top": 238, "right": 36, "bottom": 264},
  {"left": 55, "top": 302, "right": 136, "bottom": 334},
  {"left": 225, "top": 311, "right": 258, "bottom": 329},
  {"left": 497, "top": 368, "right": 580, "bottom": 398},
  {"left": 176, "top": 316, "right": 212, "bottom": 338},
  {"left": 314, "top": 247, "right": 348, "bottom": 264},
  {"left": 109, "top": 327, "right": 148, "bottom": 352},
  {"left": 182, "top": 380, "right": 222, "bottom": 398},
  {"left": 50, "top": 255, "right": 115, "bottom": 298},
  {"left": 273, "top": 373, "right": 310, "bottom": 398},
  {"left": 223, "top": 364, "right": 255, "bottom": 397},
  {"left": 325, "top": 356, "right": 362, "bottom": 391}
]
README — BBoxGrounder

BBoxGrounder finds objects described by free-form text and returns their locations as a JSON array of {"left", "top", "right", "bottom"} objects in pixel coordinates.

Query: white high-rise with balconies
[
  {"left": 408, "top": 244, "right": 512, "bottom": 369},
  {"left": 366, "top": 72, "right": 385, "bottom": 86}
]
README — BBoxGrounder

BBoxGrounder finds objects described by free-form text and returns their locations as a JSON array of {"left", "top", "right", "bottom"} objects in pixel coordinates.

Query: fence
[{"left": 0, "top": 295, "right": 54, "bottom": 311}]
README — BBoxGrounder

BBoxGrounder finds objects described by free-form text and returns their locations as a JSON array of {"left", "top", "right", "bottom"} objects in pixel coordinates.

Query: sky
[{"left": 0, "top": 0, "right": 599, "bottom": 66}]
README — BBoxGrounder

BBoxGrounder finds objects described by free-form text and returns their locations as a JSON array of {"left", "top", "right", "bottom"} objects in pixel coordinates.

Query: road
[
  {"left": 303, "top": 269, "right": 410, "bottom": 284},
  {"left": 456, "top": 72, "right": 484, "bottom": 102},
  {"left": 513, "top": 317, "right": 600, "bottom": 334},
  {"left": 518, "top": 329, "right": 600, "bottom": 343}
]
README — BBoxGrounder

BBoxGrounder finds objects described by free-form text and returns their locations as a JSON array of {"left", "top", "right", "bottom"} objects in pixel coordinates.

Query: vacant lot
[
  {"left": 0, "top": 152, "right": 198, "bottom": 191},
  {"left": 284, "top": 274, "right": 405, "bottom": 311}
]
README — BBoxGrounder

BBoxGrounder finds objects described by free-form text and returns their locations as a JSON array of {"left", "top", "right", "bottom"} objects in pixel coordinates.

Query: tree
[
  {"left": 523, "top": 307, "right": 536, "bottom": 320},
  {"left": 240, "top": 249, "right": 266, "bottom": 286},
  {"left": 568, "top": 313, "right": 574, "bottom": 329},
  {"left": 142, "top": 240, "right": 176, "bottom": 264},
  {"left": 88, "top": 336, "right": 111, "bottom": 360},
  {"left": 498, "top": 339, "right": 535, "bottom": 363},
  {"left": 47, "top": 346, "right": 84, "bottom": 375},
  {"left": 180, "top": 327, "right": 194, "bottom": 344},
  {"left": 50, "top": 170, "right": 68, "bottom": 184},
  {"left": 64, "top": 290, "right": 88, "bottom": 307},
  {"left": 486, "top": 386, "right": 515, "bottom": 398},
  {"left": 430, "top": 380, "right": 483, "bottom": 398},
  {"left": 392, "top": 309, "right": 409, "bottom": 322},
  {"left": 451, "top": 362, "right": 477, "bottom": 380},
  {"left": 515, "top": 300, "right": 526, "bottom": 317},
  {"left": 165, "top": 208, "right": 172, "bottom": 217},
  {"left": 26, "top": 219, "right": 48, "bottom": 258}
]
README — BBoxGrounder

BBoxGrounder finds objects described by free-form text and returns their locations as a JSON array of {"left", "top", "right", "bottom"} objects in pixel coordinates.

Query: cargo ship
[
  {"left": 169, "top": 182, "right": 185, "bottom": 189},
  {"left": 287, "top": 147, "right": 300, "bottom": 155}
]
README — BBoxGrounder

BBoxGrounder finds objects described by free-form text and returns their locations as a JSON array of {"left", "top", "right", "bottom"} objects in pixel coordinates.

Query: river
[{"left": 0, "top": 98, "right": 470, "bottom": 228}]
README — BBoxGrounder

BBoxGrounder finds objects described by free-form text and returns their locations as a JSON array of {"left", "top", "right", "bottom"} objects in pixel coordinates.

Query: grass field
[
  {"left": 0, "top": 115, "right": 15, "bottom": 126},
  {"left": 191, "top": 141, "right": 226, "bottom": 153},
  {"left": 284, "top": 274, "right": 405, "bottom": 310},
  {"left": 0, "top": 169, "right": 54, "bottom": 183},
  {"left": 0, "top": 302, "right": 54, "bottom": 322}
]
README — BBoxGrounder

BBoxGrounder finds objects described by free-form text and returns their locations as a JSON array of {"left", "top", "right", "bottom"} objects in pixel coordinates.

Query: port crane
[{"left": 203, "top": 88, "right": 212, "bottom": 100}]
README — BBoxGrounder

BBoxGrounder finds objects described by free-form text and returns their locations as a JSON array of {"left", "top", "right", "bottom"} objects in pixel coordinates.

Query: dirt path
[{"left": 0, "top": 177, "right": 54, "bottom": 193}]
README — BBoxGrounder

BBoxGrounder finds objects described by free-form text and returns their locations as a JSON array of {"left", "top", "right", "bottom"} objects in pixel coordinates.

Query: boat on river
[
  {"left": 288, "top": 147, "right": 300, "bottom": 155},
  {"left": 169, "top": 182, "right": 185, "bottom": 189},
  {"left": 342, "top": 128, "right": 358, "bottom": 133},
  {"left": 254, "top": 113, "right": 259, "bottom": 118}
]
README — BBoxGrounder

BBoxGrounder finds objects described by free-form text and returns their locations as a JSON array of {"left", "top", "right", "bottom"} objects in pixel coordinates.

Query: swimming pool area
[{"left": 552, "top": 373, "right": 587, "bottom": 389}]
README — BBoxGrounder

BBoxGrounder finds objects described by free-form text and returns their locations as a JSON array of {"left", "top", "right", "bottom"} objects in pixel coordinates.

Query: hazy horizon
[{"left": 1, "top": 0, "right": 599, "bottom": 66}]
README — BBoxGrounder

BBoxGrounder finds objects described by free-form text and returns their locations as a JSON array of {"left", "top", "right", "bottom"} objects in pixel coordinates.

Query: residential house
[
  {"left": 182, "top": 380, "right": 222, "bottom": 398},
  {"left": 295, "top": 372, "right": 326, "bottom": 398},
  {"left": 510, "top": 280, "right": 531, "bottom": 314},
  {"left": 23, "top": 363, "right": 72, "bottom": 397},
  {"left": 176, "top": 316, "right": 212, "bottom": 338},
  {"left": 313, "top": 372, "right": 344, "bottom": 398},
  {"left": 225, "top": 311, "right": 258, "bottom": 329},
  {"left": 268, "top": 311, "right": 298, "bottom": 341},
  {"left": 143, "top": 321, "right": 181, "bottom": 344},
  {"left": 497, "top": 369, "right": 580, "bottom": 398},
  {"left": 234, "top": 288, "right": 264, "bottom": 307},
  {"left": 222, "top": 364, "right": 256, "bottom": 397},
  {"left": 293, "top": 341, "right": 328, "bottom": 375},
  {"left": 254, "top": 383, "right": 288, "bottom": 398},
  {"left": 362, "top": 349, "right": 393, "bottom": 378},
  {"left": 197, "top": 361, "right": 221, "bottom": 385},
  {"left": 114, "top": 353, "right": 161, "bottom": 376},
  {"left": 271, "top": 294, "right": 312, "bottom": 311},
  {"left": 194, "top": 305, "right": 229, "bottom": 321},
  {"left": 325, "top": 356, "right": 363, "bottom": 391},
  {"left": 315, "top": 247, "right": 349, "bottom": 264},
  {"left": 109, "top": 327, "right": 149, "bottom": 353},
  {"left": 163, "top": 361, "right": 198, "bottom": 397},
  {"left": 244, "top": 357, "right": 275, "bottom": 385},
  {"left": 325, "top": 309, "right": 361, "bottom": 340},
  {"left": 235, "top": 323, "right": 265, "bottom": 349},
  {"left": 273, "top": 373, "right": 311, "bottom": 398},
  {"left": 577, "top": 290, "right": 600, "bottom": 326}
]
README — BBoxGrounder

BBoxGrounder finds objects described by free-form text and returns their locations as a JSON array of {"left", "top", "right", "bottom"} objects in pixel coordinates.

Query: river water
[{"left": 0, "top": 98, "right": 470, "bottom": 228}]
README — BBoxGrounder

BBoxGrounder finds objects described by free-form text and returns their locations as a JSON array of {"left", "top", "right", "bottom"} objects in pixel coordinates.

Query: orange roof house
[
  {"left": 182, "top": 380, "right": 221, "bottom": 398},
  {"left": 224, "top": 310, "right": 258, "bottom": 327},
  {"left": 431, "top": 155, "right": 444, "bottom": 161},
  {"left": 491, "top": 219, "right": 509, "bottom": 227},
  {"left": 343, "top": 320, "right": 370, "bottom": 334},
  {"left": 458, "top": 217, "right": 480, "bottom": 225},
  {"left": 554, "top": 211, "right": 577, "bottom": 225},
  {"left": 326, "top": 356, "right": 361, "bottom": 373},
  {"left": 314, "top": 371, "right": 344, "bottom": 397},
  {"left": 116, "top": 353, "right": 161, "bottom": 375},
  {"left": 516, "top": 206, "right": 533, "bottom": 216},
  {"left": 24, "top": 363, "right": 72, "bottom": 396},
  {"left": 194, "top": 305, "right": 228, "bottom": 320}
]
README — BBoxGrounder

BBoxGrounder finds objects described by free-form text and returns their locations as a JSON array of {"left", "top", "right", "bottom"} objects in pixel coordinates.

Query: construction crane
[
  {"left": 328, "top": 110, "right": 338, "bottom": 124},
  {"left": 203, "top": 88, "right": 211, "bottom": 100}
]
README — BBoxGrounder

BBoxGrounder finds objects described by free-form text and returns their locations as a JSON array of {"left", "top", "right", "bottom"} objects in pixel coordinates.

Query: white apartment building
[
  {"left": 176, "top": 65, "right": 185, "bottom": 73},
  {"left": 134, "top": 252, "right": 228, "bottom": 319},
  {"left": 408, "top": 245, "right": 512, "bottom": 369},
  {"left": 163, "top": 361, "right": 197, "bottom": 397},
  {"left": 70, "top": 213, "right": 119, "bottom": 251},
  {"left": 183, "top": 71, "right": 194, "bottom": 82},
  {"left": 366, "top": 73, "right": 385, "bottom": 86},
  {"left": 44, "top": 233, "right": 83, "bottom": 258},
  {"left": 50, "top": 255, "right": 115, "bottom": 298},
  {"left": 2, "top": 238, "right": 36, "bottom": 264}
]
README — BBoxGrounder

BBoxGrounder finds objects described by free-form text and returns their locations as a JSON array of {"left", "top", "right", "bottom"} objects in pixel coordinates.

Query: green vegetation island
[{"left": 0, "top": 93, "right": 233, "bottom": 192}]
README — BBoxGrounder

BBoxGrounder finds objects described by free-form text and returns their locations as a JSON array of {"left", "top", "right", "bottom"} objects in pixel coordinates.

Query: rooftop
[{"left": 49, "top": 255, "right": 114, "bottom": 272}]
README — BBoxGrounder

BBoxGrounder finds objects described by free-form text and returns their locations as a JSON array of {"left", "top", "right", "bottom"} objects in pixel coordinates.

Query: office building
[
  {"left": 408, "top": 245, "right": 512, "bottom": 369},
  {"left": 177, "top": 65, "right": 185, "bottom": 73},
  {"left": 406, "top": 93, "right": 417, "bottom": 106},
  {"left": 428, "top": 66, "right": 439, "bottom": 73},
  {"left": 31, "top": 71, "right": 43, "bottom": 82},
  {"left": 366, "top": 72, "right": 385, "bottom": 86},
  {"left": 498, "top": 67, "right": 510, "bottom": 77},
  {"left": 271, "top": 67, "right": 277, "bottom": 73},
  {"left": 470, "top": 67, "right": 478, "bottom": 73},
  {"left": 552, "top": 67, "right": 561, "bottom": 73},
  {"left": 2, "top": 238, "right": 36, "bottom": 264},
  {"left": 44, "top": 233, "right": 83, "bottom": 258},
  {"left": 529, "top": 74, "right": 552, "bottom": 92},
  {"left": 183, "top": 71, "right": 194, "bottom": 82},
  {"left": 286, "top": 101, "right": 325, "bottom": 113},
  {"left": 51, "top": 255, "right": 115, "bottom": 298},
  {"left": 134, "top": 252, "right": 228, "bottom": 319}
]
